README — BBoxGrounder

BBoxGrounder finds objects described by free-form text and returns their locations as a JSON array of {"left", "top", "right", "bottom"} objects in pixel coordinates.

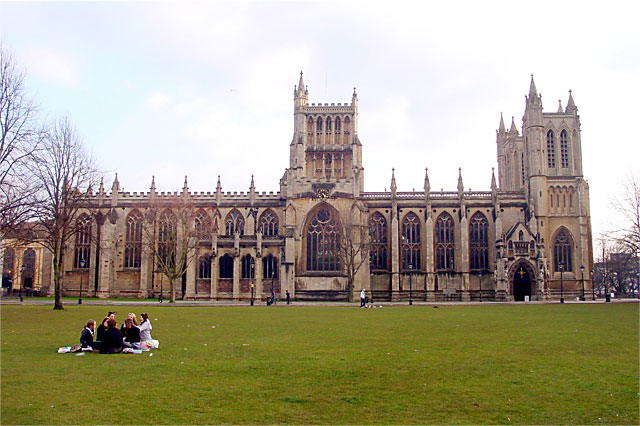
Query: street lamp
[
  {"left": 478, "top": 270, "right": 482, "bottom": 302},
  {"left": 559, "top": 262, "right": 565, "bottom": 303},
  {"left": 158, "top": 274, "right": 164, "bottom": 303},
  {"left": 250, "top": 262, "right": 255, "bottom": 306},
  {"left": 78, "top": 258, "right": 85, "bottom": 304},
  {"left": 408, "top": 262, "right": 413, "bottom": 305},
  {"left": 369, "top": 271, "right": 374, "bottom": 304},
  {"left": 580, "top": 264, "right": 585, "bottom": 301},
  {"left": 605, "top": 272, "right": 611, "bottom": 303},
  {"left": 20, "top": 264, "right": 25, "bottom": 303},
  {"left": 591, "top": 269, "right": 596, "bottom": 301}
]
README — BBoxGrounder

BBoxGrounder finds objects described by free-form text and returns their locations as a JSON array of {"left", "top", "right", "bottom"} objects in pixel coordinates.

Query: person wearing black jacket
[
  {"left": 80, "top": 320, "right": 99, "bottom": 350},
  {"left": 96, "top": 317, "right": 109, "bottom": 343},
  {"left": 100, "top": 318, "right": 123, "bottom": 354},
  {"left": 122, "top": 317, "right": 141, "bottom": 349}
]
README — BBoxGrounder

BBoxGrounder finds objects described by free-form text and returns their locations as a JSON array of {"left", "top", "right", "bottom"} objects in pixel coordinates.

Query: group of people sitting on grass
[{"left": 79, "top": 311, "right": 158, "bottom": 354}]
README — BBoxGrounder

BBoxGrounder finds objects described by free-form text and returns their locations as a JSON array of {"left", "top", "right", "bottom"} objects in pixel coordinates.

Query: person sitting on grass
[
  {"left": 100, "top": 318, "right": 123, "bottom": 354},
  {"left": 120, "top": 312, "right": 137, "bottom": 334},
  {"left": 96, "top": 317, "right": 109, "bottom": 343},
  {"left": 80, "top": 319, "right": 99, "bottom": 351},
  {"left": 138, "top": 313, "right": 153, "bottom": 341},
  {"left": 122, "top": 317, "right": 141, "bottom": 349}
]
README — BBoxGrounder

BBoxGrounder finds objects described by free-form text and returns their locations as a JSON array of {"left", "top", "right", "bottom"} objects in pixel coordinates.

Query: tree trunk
[
  {"left": 169, "top": 276, "right": 176, "bottom": 303},
  {"left": 53, "top": 247, "right": 64, "bottom": 310}
]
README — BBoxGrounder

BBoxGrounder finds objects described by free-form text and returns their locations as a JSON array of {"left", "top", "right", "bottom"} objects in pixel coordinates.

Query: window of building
[
  {"left": 22, "top": 248, "right": 35, "bottom": 288},
  {"left": 195, "top": 210, "right": 211, "bottom": 241},
  {"left": 369, "top": 212, "right": 388, "bottom": 271},
  {"left": 124, "top": 210, "right": 143, "bottom": 268},
  {"left": 469, "top": 212, "right": 489, "bottom": 271},
  {"left": 316, "top": 117, "right": 323, "bottom": 132},
  {"left": 306, "top": 207, "right": 340, "bottom": 272},
  {"left": 258, "top": 209, "right": 279, "bottom": 236},
  {"left": 219, "top": 254, "right": 233, "bottom": 279},
  {"left": 74, "top": 214, "right": 91, "bottom": 269},
  {"left": 158, "top": 210, "right": 176, "bottom": 269},
  {"left": 335, "top": 116, "right": 341, "bottom": 132},
  {"left": 241, "top": 254, "right": 255, "bottom": 279},
  {"left": 401, "top": 212, "right": 421, "bottom": 270},
  {"left": 198, "top": 255, "right": 211, "bottom": 279},
  {"left": 326, "top": 117, "right": 332, "bottom": 131},
  {"left": 546, "top": 130, "right": 556, "bottom": 168},
  {"left": 553, "top": 229, "right": 573, "bottom": 272},
  {"left": 225, "top": 209, "right": 244, "bottom": 236},
  {"left": 2, "top": 247, "right": 15, "bottom": 288},
  {"left": 560, "top": 130, "right": 569, "bottom": 168},
  {"left": 263, "top": 254, "right": 278, "bottom": 279},
  {"left": 435, "top": 212, "right": 454, "bottom": 271}
]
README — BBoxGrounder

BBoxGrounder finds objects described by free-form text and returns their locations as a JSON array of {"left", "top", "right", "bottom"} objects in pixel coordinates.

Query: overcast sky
[{"left": 1, "top": 0, "right": 638, "bottom": 240}]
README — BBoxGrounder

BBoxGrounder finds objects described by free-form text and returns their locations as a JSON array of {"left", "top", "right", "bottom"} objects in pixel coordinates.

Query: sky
[{"left": 1, "top": 0, "right": 639, "bottom": 241}]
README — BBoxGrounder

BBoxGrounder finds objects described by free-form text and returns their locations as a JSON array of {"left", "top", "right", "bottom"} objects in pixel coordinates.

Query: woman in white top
[{"left": 138, "top": 312, "right": 153, "bottom": 341}]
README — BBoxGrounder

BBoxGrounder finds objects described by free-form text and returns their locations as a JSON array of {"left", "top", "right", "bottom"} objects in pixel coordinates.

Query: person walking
[
  {"left": 286, "top": 290, "right": 291, "bottom": 304},
  {"left": 360, "top": 289, "right": 366, "bottom": 308}
]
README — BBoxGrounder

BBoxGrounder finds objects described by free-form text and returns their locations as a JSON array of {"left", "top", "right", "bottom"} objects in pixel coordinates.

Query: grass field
[{"left": 1, "top": 303, "right": 638, "bottom": 425}]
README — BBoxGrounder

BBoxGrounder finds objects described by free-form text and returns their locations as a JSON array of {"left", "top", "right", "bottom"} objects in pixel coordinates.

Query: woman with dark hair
[
  {"left": 96, "top": 317, "right": 109, "bottom": 342},
  {"left": 122, "top": 317, "right": 141, "bottom": 349},
  {"left": 80, "top": 319, "right": 99, "bottom": 350},
  {"left": 139, "top": 312, "right": 159, "bottom": 349},
  {"left": 100, "top": 318, "right": 123, "bottom": 354}
]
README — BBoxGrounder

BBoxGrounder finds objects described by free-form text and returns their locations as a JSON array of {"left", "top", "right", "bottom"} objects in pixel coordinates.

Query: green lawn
[{"left": 1, "top": 304, "right": 638, "bottom": 425}]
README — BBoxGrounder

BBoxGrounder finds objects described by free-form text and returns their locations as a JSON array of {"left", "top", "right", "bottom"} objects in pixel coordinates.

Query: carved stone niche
[{"left": 108, "top": 209, "right": 119, "bottom": 224}]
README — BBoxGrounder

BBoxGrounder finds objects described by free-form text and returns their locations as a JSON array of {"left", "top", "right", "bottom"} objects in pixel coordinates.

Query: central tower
[{"left": 284, "top": 72, "right": 364, "bottom": 199}]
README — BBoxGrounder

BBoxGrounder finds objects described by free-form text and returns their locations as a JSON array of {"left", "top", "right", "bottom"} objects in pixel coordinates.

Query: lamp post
[
  {"left": 591, "top": 269, "right": 596, "bottom": 301},
  {"left": 158, "top": 274, "right": 163, "bottom": 303},
  {"left": 369, "top": 271, "right": 374, "bottom": 304},
  {"left": 478, "top": 270, "right": 482, "bottom": 302},
  {"left": 408, "top": 262, "right": 413, "bottom": 305},
  {"left": 605, "top": 273, "right": 611, "bottom": 303},
  {"left": 250, "top": 262, "right": 255, "bottom": 306},
  {"left": 78, "top": 258, "right": 85, "bottom": 304},
  {"left": 580, "top": 264, "right": 585, "bottom": 301},
  {"left": 20, "top": 264, "right": 24, "bottom": 303},
  {"left": 559, "top": 262, "right": 565, "bottom": 303}
]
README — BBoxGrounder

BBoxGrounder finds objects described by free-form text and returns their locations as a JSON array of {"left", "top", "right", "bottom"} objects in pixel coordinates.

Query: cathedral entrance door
[{"left": 512, "top": 266, "right": 532, "bottom": 301}]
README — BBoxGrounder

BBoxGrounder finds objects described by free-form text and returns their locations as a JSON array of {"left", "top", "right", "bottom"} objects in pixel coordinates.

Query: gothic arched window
[
  {"left": 219, "top": 254, "right": 233, "bottom": 279},
  {"left": 22, "top": 248, "right": 35, "bottom": 288},
  {"left": 2, "top": 247, "right": 15, "bottom": 288},
  {"left": 335, "top": 116, "right": 341, "bottom": 132},
  {"left": 241, "top": 255, "right": 255, "bottom": 279},
  {"left": 469, "top": 212, "right": 488, "bottom": 271},
  {"left": 124, "top": 210, "right": 143, "bottom": 268},
  {"left": 326, "top": 117, "right": 332, "bottom": 131},
  {"left": 553, "top": 229, "right": 573, "bottom": 272},
  {"left": 194, "top": 210, "right": 211, "bottom": 241},
  {"left": 401, "top": 212, "right": 421, "bottom": 270},
  {"left": 306, "top": 207, "right": 340, "bottom": 272},
  {"left": 74, "top": 214, "right": 92, "bottom": 269},
  {"left": 263, "top": 254, "right": 278, "bottom": 279},
  {"left": 369, "top": 212, "right": 388, "bottom": 271},
  {"left": 225, "top": 209, "right": 244, "bottom": 236},
  {"left": 316, "top": 117, "right": 323, "bottom": 132},
  {"left": 158, "top": 210, "right": 176, "bottom": 269},
  {"left": 258, "top": 209, "right": 279, "bottom": 236},
  {"left": 198, "top": 255, "right": 211, "bottom": 279},
  {"left": 546, "top": 130, "right": 556, "bottom": 168},
  {"left": 435, "top": 212, "right": 455, "bottom": 271},
  {"left": 560, "top": 130, "right": 569, "bottom": 168}
]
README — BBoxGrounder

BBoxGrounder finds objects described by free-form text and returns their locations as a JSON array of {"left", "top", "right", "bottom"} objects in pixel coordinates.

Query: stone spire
[
  {"left": 352, "top": 87, "right": 358, "bottom": 106},
  {"left": 182, "top": 175, "right": 189, "bottom": 193},
  {"left": 215, "top": 175, "right": 222, "bottom": 205},
  {"left": 249, "top": 175, "right": 256, "bottom": 205},
  {"left": 557, "top": 99, "right": 563, "bottom": 113},
  {"left": 498, "top": 113, "right": 506, "bottom": 134},
  {"left": 390, "top": 168, "right": 397, "bottom": 196},
  {"left": 424, "top": 167, "right": 430, "bottom": 194},
  {"left": 509, "top": 116, "right": 518, "bottom": 135},
  {"left": 150, "top": 176, "right": 156, "bottom": 194},
  {"left": 457, "top": 167, "right": 464, "bottom": 194},
  {"left": 565, "top": 90, "right": 577, "bottom": 114},
  {"left": 527, "top": 74, "right": 542, "bottom": 107},
  {"left": 98, "top": 177, "right": 105, "bottom": 196},
  {"left": 111, "top": 173, "right": 120, "bottom": 193}
]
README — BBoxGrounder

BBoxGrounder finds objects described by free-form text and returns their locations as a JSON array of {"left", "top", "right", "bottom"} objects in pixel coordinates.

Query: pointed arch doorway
[{"left": 509, "top": 260, "right": 536, "bottom": 301}]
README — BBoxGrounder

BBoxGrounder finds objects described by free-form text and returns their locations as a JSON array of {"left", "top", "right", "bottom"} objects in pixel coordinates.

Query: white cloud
[
  {"left": 23, "top": 47, "right": 80, "bottom": 85},
  {"left": 145, "top": 91, "right": 173, "bottom": 110}
]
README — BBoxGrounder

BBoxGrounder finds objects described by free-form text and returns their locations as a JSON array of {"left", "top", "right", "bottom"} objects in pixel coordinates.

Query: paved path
[{"left": 1, "top": 297, "right": 637, "bottom": 307}]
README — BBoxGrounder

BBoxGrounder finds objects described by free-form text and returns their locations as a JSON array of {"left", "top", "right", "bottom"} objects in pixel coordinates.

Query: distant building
[{"left": 2, "top": 74, "right": 594, "bottom": 301}]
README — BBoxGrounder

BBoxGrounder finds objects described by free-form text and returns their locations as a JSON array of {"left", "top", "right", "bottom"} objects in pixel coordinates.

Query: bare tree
[
  {"left": 143, "top": 198, "right": 198, "bottom": 303},
  {"left": 611, "top": 173, "right": 640, "bottom": 254},
  {"left": 28, "top": 118, "right": 99, "bottom": 310},
  {"left": 0, "top": 46, "right": 43, "bottom": 234},
  {"left": 338, "top": 206, "right": 370, "bottom": 302}
]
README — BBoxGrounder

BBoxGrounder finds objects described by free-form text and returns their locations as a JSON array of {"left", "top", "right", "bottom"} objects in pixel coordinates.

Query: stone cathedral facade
[{"left": 2, "top": 73, "right": 594, "bottom": 302}]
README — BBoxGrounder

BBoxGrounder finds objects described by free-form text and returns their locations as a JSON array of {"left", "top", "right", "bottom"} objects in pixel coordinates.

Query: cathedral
[{"left": 2, "top": 73, "right": 594, "bottom": 302}]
